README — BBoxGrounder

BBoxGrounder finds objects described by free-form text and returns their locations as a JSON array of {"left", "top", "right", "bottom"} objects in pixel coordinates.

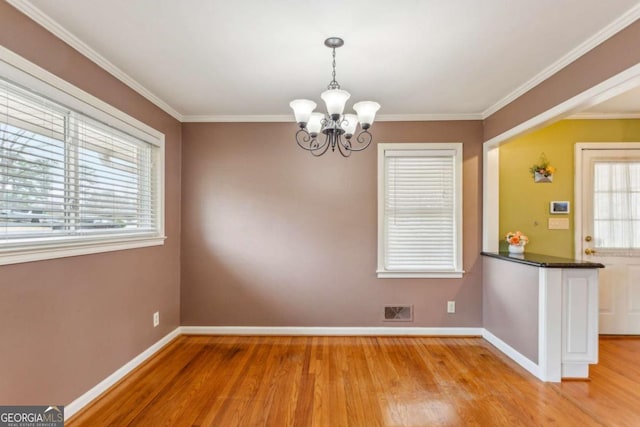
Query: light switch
[{"left": 548, "top": 217, "right": 569, "bottom": 230}]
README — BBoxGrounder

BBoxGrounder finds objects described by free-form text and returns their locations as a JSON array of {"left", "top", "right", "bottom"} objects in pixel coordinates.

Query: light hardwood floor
[{"left": 68, "top": 336, "right": 640, "bottom": 426}]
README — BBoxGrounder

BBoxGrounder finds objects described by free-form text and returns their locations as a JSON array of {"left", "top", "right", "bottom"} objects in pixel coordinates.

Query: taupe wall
[
  {"left": 181, "top": 121, "right": 483, "bottom": 327},
  {"left": 0, "top": 3, "right": 181, "bottom": 405},
  {"left": 483, "top": 257, "right": 539, "bottom": 362},
  {"left": 484, "top": 19, "right": 640, "bottom": 141}
]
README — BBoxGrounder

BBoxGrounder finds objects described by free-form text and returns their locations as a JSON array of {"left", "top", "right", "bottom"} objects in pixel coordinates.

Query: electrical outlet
[
  {"left": 447, "top": 301, "right": 456, "bottom": 314},
  {"left": 153, "top": 311, "right": 159, "bottom": 327}
]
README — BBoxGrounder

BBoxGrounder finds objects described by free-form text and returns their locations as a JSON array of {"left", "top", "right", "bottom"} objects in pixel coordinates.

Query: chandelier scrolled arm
[
  {"left": 336, "top": 137, "right": 352, "bottom": 157},
  {"left": 345, "top": 129, "right": 373, "bottom": 152},
  {"left": 289, "top": 37, "right": 381, "bottom": 157},
  {"left": 311, "top": 135, "right": 331, "bottom": 157},
  {"left": 295, "top": 127, "right": 329, "bottom": 154},
  {"left": 294, "top": 128, "right": 311, "bottom": 148}
]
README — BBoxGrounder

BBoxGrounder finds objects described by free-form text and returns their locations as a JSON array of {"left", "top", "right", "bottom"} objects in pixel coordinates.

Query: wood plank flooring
[
  {"left": 67, "top": 336, "right": 640, "bottom": 426},
  {"left": 551, "top": 336, "right": 640, "bottom": 427}
]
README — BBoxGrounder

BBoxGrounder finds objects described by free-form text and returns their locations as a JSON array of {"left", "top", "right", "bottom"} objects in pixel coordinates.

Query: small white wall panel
[
  {"left": 564, "top": 278, "right": 589, "bottom": 355},
  {"left": 562, "top": 270, "right": 598, "bottom": 365}
]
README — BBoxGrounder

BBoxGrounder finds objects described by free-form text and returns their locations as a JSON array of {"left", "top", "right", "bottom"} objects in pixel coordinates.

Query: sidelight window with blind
[
  {"left": 377, "top": 143, "right": 463, "bottom": 278},
  {"left": 0, "top": 59, "right": 164, "bottom": 265}
]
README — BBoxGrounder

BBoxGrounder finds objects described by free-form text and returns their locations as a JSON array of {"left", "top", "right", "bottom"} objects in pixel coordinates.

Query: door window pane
[{"left": 593, "top": 161, "right": 640, "bottom": 249}]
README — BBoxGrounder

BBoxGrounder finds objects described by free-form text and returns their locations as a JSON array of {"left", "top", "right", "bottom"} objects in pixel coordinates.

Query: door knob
[
  {"left": 584, "top": 248, "right": 596, "bottom": 255},
  {"left": 585, "top": 235, "right": 592, "bottom": 242}
]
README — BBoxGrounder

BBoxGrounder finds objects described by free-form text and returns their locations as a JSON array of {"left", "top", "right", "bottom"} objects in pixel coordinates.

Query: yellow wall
[{"left": 499, "top": 119, "right": 640, "bottom": 258}]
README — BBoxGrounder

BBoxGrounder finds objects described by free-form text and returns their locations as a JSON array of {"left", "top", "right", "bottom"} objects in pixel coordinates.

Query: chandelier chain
[{"left": 328, "top": 48, "right": 340, "bottom": 90}]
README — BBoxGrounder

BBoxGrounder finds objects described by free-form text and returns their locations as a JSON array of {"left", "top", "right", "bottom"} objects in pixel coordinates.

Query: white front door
[{"left": 578, "top": 144, "right": 640, "bottom": 335}]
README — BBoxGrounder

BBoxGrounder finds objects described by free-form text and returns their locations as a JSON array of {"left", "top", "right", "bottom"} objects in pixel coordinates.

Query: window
[
  {"left": 0, "top": 52, "right": 164, "bottom": 265},
  {"left": 593, "top": 160, "right": 640, "bottom": 251},
  {"left": 377, "top": 143, "right": 463, "bottom": 278}
]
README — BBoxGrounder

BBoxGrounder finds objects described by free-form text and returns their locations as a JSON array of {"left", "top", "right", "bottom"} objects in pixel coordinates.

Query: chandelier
[{"left": 289, "top": 37, "right": 381, "bottom": 157}]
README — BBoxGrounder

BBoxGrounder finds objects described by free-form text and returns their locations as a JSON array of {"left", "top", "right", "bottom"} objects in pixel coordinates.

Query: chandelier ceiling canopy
[{"left": 290, "top": 37, "right": 380, "bottom": 157}]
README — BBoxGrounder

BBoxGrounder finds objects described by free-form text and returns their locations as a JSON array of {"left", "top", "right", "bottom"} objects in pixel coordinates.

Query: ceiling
[
  {"left": 577, "top": 86, "right": 640, "bottom": 118},
  {"left": 13, "top": 0, "right": 640, "bottom": 121}
]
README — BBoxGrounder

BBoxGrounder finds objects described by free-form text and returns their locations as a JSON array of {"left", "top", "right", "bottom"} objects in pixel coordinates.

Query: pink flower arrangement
[{"left": 505, "top": 231, "right": 529, "bottom": 247}]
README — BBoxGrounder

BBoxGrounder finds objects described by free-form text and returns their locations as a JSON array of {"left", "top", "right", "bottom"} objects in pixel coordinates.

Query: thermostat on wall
[{"left": 550, "top": 201, "right": 570, "bottom": 214}]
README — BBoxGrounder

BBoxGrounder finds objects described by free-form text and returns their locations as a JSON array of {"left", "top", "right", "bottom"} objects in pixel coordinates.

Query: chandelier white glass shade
[{"left": 290, "top": 37, "right": 380, "bottom": 157}]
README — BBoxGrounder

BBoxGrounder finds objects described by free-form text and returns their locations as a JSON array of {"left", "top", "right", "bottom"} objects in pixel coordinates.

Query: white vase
[{"left": 508, "top": 244, "right": 525, "bottom": 254}]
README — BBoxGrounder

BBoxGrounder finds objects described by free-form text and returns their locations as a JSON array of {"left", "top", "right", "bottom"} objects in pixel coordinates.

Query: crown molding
[
  {"left": 181, "top": 113, "right": 483, "bottom": 123},
  {"left": 566, "top": 112, "right": 640, "bottom": 120},
  {"left": 377, "top": 113, "right": 483, "bottom": 121},
  {"left": 7, "top": 0, "right": 184, "bottom": 122},
  {"left": 481, "top": 3, "right": 640, "bottom": 119},
  {"left": 182, "top": 114, "right": 292, "bottom": 123}
]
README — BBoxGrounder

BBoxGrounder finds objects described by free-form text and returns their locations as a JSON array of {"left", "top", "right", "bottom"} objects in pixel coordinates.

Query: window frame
[
  {"left": 377, "top": 143, "right": 464, "bottom": 278},
  {"left": 0, "top": 46, "right": 165, "bottom": 266}
]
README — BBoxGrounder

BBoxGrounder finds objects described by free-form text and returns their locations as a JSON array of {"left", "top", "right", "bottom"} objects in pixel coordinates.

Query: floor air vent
[{"left": 384, "top": 305, "right": 413, "bottom": 322}]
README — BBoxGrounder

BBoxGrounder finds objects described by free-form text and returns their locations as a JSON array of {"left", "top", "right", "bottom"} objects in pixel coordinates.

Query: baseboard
[
  {"left": 482, "top": 329, "right": 541, "bottom": 379},
  {"left": 179, "top": 326, "right": 483, "bottom": 336},
  {"left": 64, "top": 327, "right": 181, "bottom": 420}
]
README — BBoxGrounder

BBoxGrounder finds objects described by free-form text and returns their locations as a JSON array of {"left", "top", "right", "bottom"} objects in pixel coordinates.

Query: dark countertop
[{"left": 481, "top": 251, "right": 605, "bottom": 268}]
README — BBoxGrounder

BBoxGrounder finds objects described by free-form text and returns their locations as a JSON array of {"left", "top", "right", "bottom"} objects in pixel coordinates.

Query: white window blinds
[
  {"left": 378, "top": 144, "right": 463, "bottom": 278},
  {"left": 0, "top": 78, "right": 158, "bottom": 245}
]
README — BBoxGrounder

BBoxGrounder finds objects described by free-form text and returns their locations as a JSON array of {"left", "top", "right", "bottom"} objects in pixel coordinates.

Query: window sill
[
  {"left": 0, "top": 234, "right": 166, "bottom": 266},
  {"left": 377, "top": 270, "right": 465, "bottom": 279}
]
